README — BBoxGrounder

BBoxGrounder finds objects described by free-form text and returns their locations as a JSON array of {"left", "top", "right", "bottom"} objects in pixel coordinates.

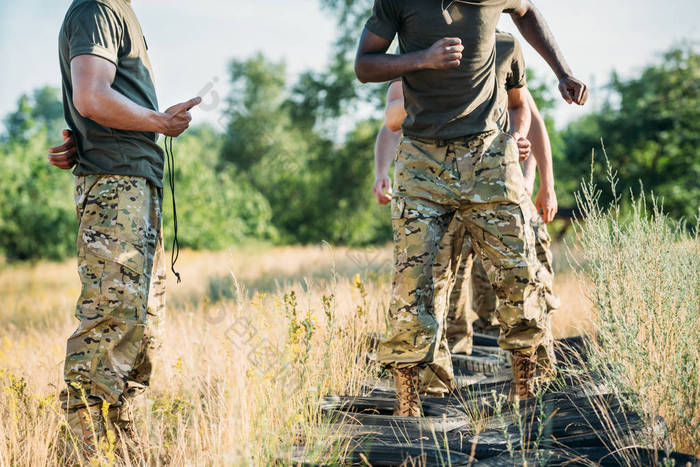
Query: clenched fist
[
  {"left": 421, "top": 37, "right": 464, "bottom": 70},
  {"left": 47, "top": 129, "right": 77, "bottom": 170},
  {"left": 558, "top": 75, "right": 588, "bottom": 105},
  {"left": 512, "top": 132, "right": 531, "bottom": 161}
]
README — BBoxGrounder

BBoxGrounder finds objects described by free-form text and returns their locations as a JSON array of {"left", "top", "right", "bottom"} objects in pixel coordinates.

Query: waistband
[{"left": 404, "top": 130, "right": 496, "bottom": 148}]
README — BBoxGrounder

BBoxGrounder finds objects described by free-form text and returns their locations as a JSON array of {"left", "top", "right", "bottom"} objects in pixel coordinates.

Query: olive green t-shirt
[
  {"left": 59, "top": 0, "right": 164, "bottom": 187},
  {"left": 494, "top": 31, "right": 526, "bottom": 132},
  {"left": 365, "top": 0, "right": 522, "bottom": 140}
]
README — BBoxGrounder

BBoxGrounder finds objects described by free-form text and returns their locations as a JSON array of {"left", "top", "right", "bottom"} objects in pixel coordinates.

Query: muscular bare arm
[
  {"left": 354, "top": 29, "right": 464, "bottom": 83},
  {"left": 510, "top": 1, "right": 588, "bottom": 105},
  {"left": 524, "top": 90, "right": 558, "bottom": 222},
  {"left": 71, "top": 54, "right": 201, "bottom": 136}
]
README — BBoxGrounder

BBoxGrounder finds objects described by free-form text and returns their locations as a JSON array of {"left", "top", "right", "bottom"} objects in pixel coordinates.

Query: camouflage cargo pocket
[
  {"left": 78, "top": 229, "right": 148, "bottom": 322},
  {"left": 472, "top": 131, "right": 525, "bottom": 204}
]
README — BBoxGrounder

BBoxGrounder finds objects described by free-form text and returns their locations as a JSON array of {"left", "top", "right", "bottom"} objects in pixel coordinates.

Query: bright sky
[{"left": 1, "top": 0, "right": 698, "bottom": 133}]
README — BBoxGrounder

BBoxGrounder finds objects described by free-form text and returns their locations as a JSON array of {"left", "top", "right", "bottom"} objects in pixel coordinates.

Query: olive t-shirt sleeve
[
  {"left": 506, "top": 40, "right": 526, "bottom": 89},
  {"left": 65, "top": 3, "right": 123, "bottom": 65},
  {"left": 365, "top": 0, "right": 400, "bottom": 41}
]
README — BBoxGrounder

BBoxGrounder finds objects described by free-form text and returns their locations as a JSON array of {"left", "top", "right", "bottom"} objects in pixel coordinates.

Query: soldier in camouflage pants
[
  {"left": 53, "top": 0, "right": 201, "bottom": 453},
  {"left": 378, "top": 131, "right": 549, "bottom": 391},
  {"left": 61, "top": 175, "right": 166, "bottom": 411}
]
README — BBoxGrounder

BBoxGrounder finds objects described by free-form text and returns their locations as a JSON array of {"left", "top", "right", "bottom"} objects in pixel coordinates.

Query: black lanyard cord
[{"left": 164, "top": 136, "right": 182, "bottom": 283}]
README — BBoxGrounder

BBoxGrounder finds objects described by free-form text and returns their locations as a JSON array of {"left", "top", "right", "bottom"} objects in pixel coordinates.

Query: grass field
[
  {"left": 1, "top": 210, "right": 697, "bottom": 465},
  {"left": 0, "top": 243, "right": 593, "bottom": 465}
]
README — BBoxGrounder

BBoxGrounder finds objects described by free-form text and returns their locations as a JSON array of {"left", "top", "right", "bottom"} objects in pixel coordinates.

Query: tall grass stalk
[{"left": 572, "top": 158, "right": 700, "bottom": 455}]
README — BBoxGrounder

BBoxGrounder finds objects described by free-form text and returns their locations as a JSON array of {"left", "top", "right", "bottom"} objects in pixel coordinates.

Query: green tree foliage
[
  {"left": 560, "top": 46, "right": 700, "bottom": 221},
  {"left": 0, "top": 8, "right": 696, "bottom": 261},
  {"left": 3, "top": 87, "right": 65, "bottom": 144},
  {"left": 162, "top": 125, "right": 277, "bottom": 251},
  {"left": 0, "top": 89, "right": 76, "bottom": 260},
  {"left": 220, "top": 54, "right": 390, "bottom": 245}
]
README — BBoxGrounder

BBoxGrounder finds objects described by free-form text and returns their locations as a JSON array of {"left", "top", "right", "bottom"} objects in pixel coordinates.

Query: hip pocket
[
  {"left": 78, "top": 228, "right": 148, "bottom": 321},
  {"left": 472, "top": 132, "right": 525, "bottom": 204}
]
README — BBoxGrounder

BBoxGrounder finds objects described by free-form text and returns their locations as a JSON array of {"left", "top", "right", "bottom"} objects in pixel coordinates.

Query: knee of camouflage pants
[
  {"left": 62, "top": 175, "right": 164, "bottom": 410},
  {"left": 470, "top": 257, "right": 500, "bottom": 335}
]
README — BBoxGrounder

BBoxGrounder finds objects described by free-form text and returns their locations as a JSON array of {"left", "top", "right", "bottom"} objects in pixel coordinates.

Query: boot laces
[
  {"left": 514, "top": 351, "right": 536, "bottom": 398},
  {"left": 396, "top": 367, "right": 419, "bottom": 407}
]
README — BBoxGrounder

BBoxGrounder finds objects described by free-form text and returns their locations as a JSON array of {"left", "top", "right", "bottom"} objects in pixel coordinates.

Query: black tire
[
  {"left": 567, "top": 447, "right": 700, "bottom": 467},
  {"left": 452, "top": 373, "right": 512, "bottom": 400},
  {"left": 286, "top": 441, "right": 475, "bottom": 466},
  {"left": 473, "top": 332, "right": 499, "bottom": 347},
  {"left": 472, "top": 447, "right": 700, "bottom": 467},
  {"left": 445, "top": 393, "right": 662, "bottom": 453},
  {"left": 320, "top": 396, "right": 469, "bottom": 433},
  {"left": 452, "top": 353, "right": 510, "bottom": 374},
  {"left": 454, "top": 372, "right": 489, "bottom": 388},
  {"left": 472, "top": 345, "right": 511, "bottom": 359},
  {"left": 360, "top": 371, "right": 488, "bottom": 395},
  {"left": 472, "top": 449, "right": 595, "bottom": 466}
]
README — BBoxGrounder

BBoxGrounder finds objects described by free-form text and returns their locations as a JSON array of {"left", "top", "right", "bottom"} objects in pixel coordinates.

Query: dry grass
[{"left": 0, "top": 242, "right": 606, "bottom": 465}]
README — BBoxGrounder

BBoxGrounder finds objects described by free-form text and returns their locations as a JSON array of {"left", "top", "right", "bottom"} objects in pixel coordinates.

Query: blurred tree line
[{"left": 0, "top": 1, "right": 697, "bottom": 261}]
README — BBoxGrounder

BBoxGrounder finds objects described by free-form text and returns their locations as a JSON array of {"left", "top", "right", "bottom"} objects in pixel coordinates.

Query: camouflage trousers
[
  {"left": 446, "top": 196, "right": 559, "bottom": 363},
  {"left": 61, "top": 175, "right": 166, "bottom": 410},
  {"left": 377, "top": 131, "right": 549, "bottom": 390}
]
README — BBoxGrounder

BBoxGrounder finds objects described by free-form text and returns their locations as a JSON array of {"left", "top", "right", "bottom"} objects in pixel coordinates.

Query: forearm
[
  {"left": 375, "top": 126, "right": 400, "bottom": 177},
  {"left": 527, "top": 115, "right": 554, "bottom": 191},
  {"left": 356, "top": 50, "right": 428, "bottom": 83},
  {"left": 522, "top": 154, "right": 537, "bottom": 193},
  {"left": 508, "top": 103, "right": 531, "bottom": 138},
  {"left": 511, "top": 3, "right": 572, "bottom": 80},
  {"left": 76, "top": 85, "right": 164, "bottom": 133}
]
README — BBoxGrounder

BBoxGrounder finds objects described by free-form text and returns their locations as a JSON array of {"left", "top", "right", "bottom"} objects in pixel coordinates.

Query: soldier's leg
[
  {"left": 464, "top": 204, "right": 546, "bottom": 352},
  {"left": 377, "top": 196, "right": 454, "bottom": 376},
  {"left": 105, "top": 229, "right": 168, "bottom": 447},
  {"left": 527, "top": 202, "right": 559, "bottom": 375},
  {"left": 380, "top": 137, "right": 463, "bottom": 410},
  {"left": 419, "top": 210, "right": 472, "bottom": 395},
  {"left": 445, "top": 226, "right": 475, "bottom": 355},
  {"left": 126, "top": 230, "right": 166, "bottom": 399},
  {"left": 463, "top": 132, "right": 548, "bottom": 400},
  {"left": 62, "top": 176, "right": 161, "bottom": 412},
  {"left": 471, "top": 257, "right": 499, "bottom": 336}
]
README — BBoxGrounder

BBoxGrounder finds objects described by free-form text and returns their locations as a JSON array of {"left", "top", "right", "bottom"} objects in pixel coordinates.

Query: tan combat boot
[
  {"left": 509, "top": 348, "right": 537, "bottom": 402},
  {"left": 393, "top": 367, "right": 421, "bottom": 416},
  {"left": 536, "top": 340, "right": 557, "bottom": 381}
]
